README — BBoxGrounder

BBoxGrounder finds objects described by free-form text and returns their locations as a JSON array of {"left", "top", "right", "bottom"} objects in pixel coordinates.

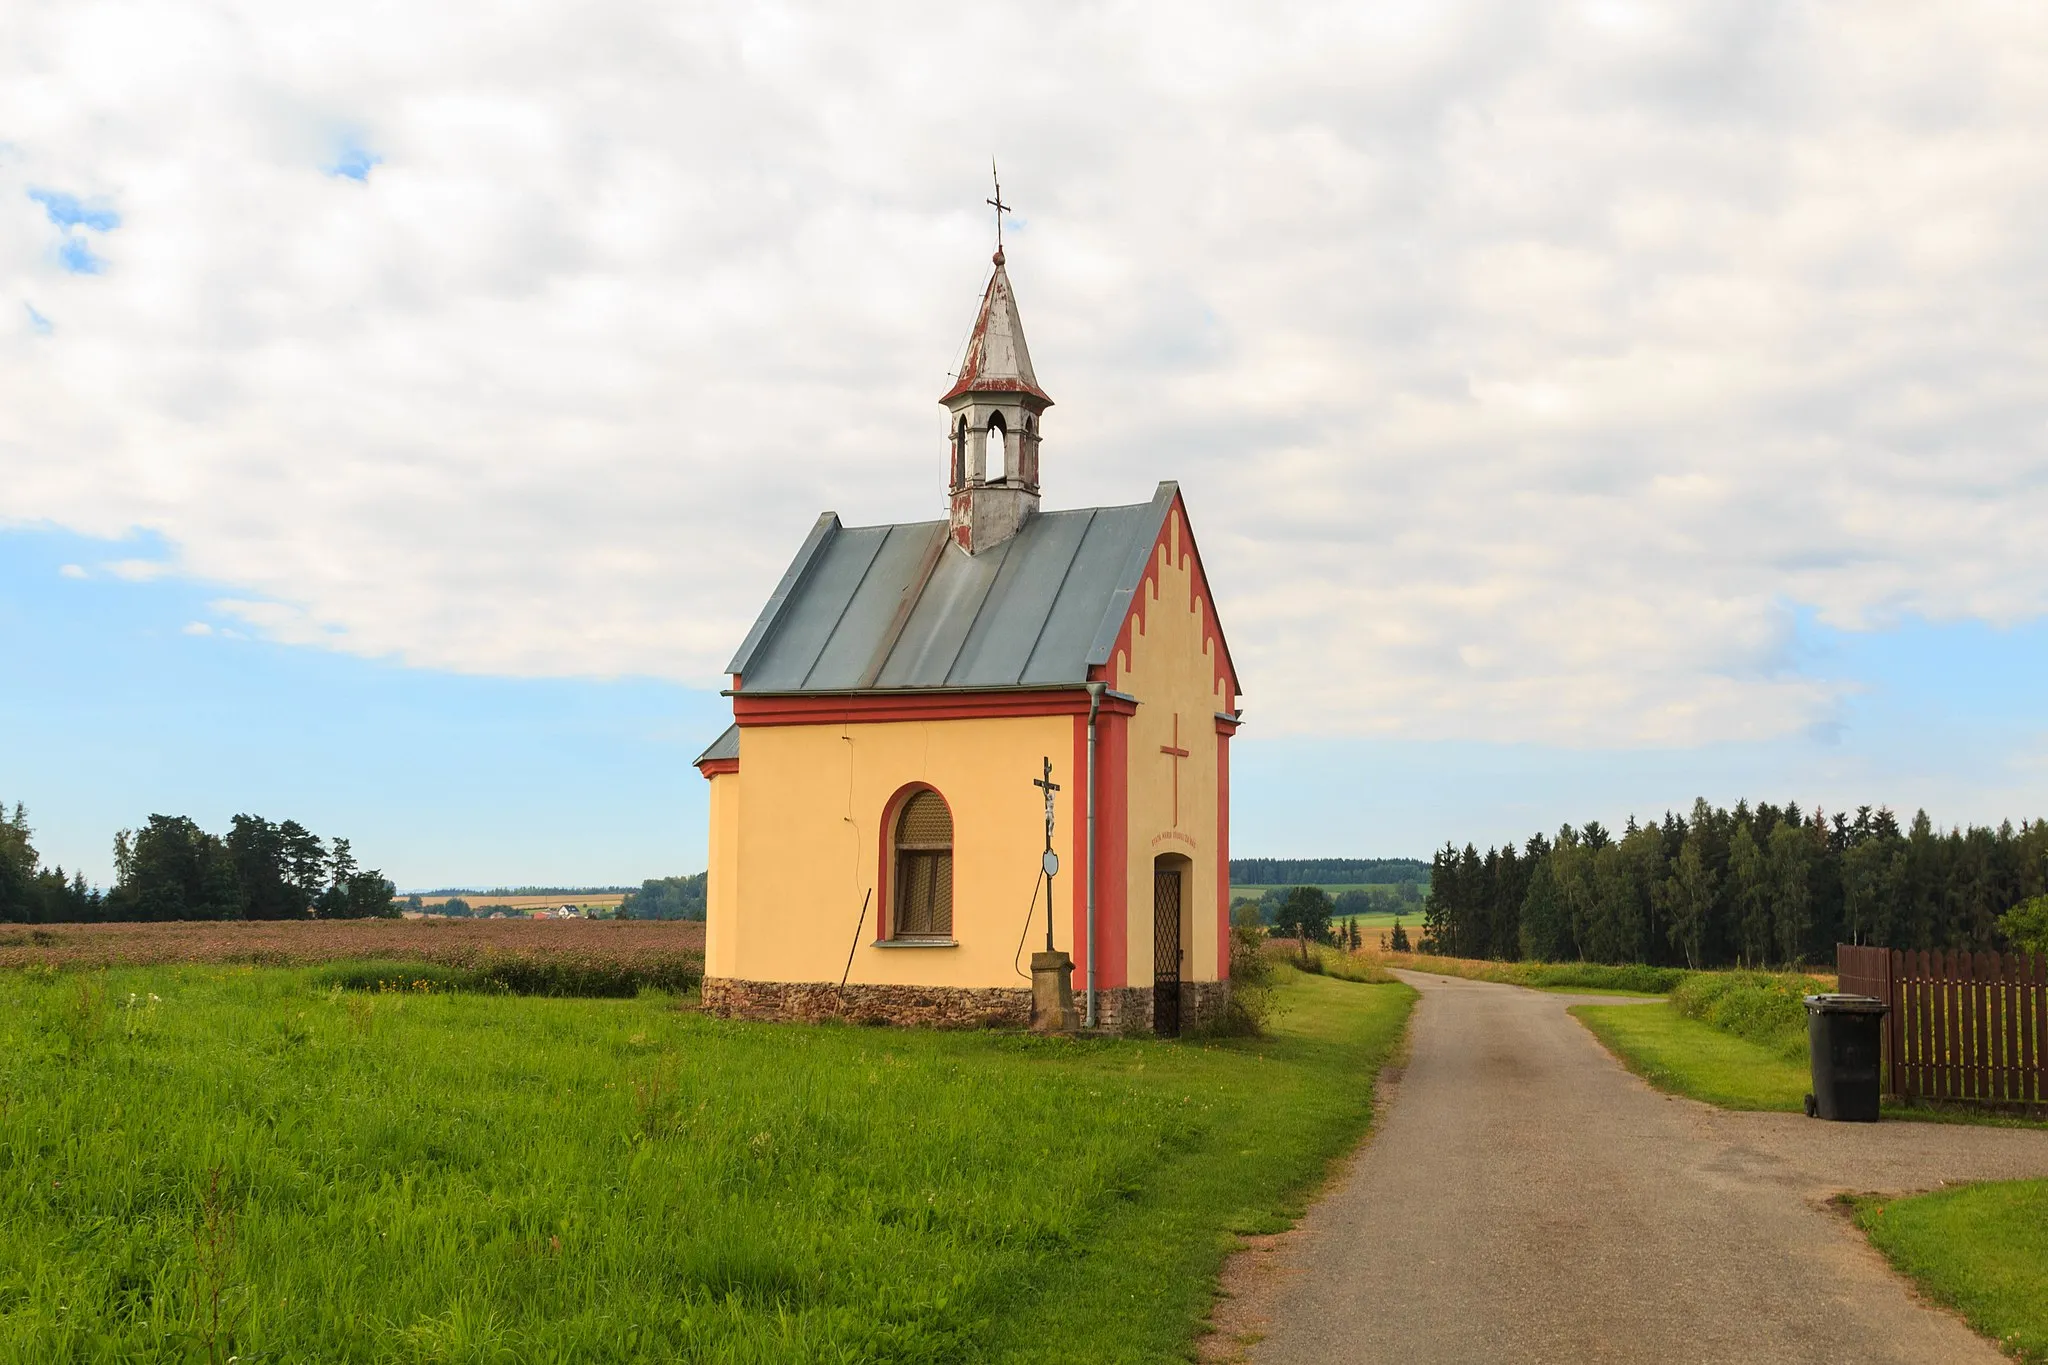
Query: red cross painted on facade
[{"left": 1160, "top": 713, "right": 1191, "bottom": 827}]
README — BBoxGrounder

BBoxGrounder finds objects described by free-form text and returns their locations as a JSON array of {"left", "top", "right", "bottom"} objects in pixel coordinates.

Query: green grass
[
  {"left": 1267, "top": 943, "right": 1398, "bottom": 984},
  {"left": 1392, "top": 953, "right": 1688, "bottom": 996},
  {"left": 0, "top": 964, "right": 1414, "bottom": 1362},
  {"left": 1572, "top": 1001, "right": 1811, "bottom": 1110},
  {"left": 1854, "top": 1181, "right": 2048, "bottom": 1363},
  {"left": 1573, "top": 1000, "right": 2048, "bottom": 1128},
  {"left": 308, "top": 955, "right": 699, "bottom": 997},
  {"left": 1667, "top": 970, "right": 1829, "bottom": 1061}
]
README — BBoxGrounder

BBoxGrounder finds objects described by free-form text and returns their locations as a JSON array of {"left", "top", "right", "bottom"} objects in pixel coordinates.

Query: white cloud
[
  {"left": 57, "top": 562, "right": 86, "bottom": 578},
  {"left": 3, "top": 1, "right": 2046, "bottom": 746},
  {"left": 101, "top": 559, "right": 172, "bottom": 582},
  {"left": 181, "top": 620, "right": 212, "bottom": 636}
]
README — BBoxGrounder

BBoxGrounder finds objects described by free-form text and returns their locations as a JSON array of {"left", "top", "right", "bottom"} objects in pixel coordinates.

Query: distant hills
[
  {"left": 408, "top": 884, "right": 638, "bottom": 897},
  {"left": 1228, "top": 858, "right": 1428, "bottom": 886}
]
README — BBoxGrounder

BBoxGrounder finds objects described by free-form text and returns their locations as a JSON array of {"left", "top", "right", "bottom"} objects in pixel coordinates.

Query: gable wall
[{"left": 1102, "top": 498, "right": 1238, "bottom": 987}]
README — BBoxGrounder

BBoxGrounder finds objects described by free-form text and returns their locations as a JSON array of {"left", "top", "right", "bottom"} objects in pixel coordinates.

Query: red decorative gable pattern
[{"left": 1091, "top": 491, "right": 1239, "bottom": 711}]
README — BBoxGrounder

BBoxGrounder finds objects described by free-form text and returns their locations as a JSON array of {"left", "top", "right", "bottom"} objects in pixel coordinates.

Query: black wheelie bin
[{"left": 1803, "top": 993, "right": 1887, "bottom": 1122}]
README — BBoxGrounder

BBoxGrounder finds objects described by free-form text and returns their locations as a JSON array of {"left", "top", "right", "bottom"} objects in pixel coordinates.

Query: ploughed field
[
  {"left": 0, "top": 918, "right": 703, "bottom": 983},
  {"left": 0, "top": 964, "right": 1412, "bottom": 1362}
]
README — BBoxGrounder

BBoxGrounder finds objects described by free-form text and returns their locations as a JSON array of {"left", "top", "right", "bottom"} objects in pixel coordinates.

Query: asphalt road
[{"left": 1237, "top": 970, "right": 2048, "bottom": 1365}]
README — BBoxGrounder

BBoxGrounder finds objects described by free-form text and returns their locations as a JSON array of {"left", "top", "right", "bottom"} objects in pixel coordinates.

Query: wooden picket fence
[{"left": 1837, "top": 943, "right": 2048, "bottom": 1107}]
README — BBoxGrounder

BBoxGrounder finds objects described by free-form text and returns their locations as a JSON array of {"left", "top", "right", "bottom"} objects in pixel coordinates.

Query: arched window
[
  {"left": 892, "top": 790, "right": 953, "bottom": 940},
  {"left": 985, "top": 415, "right": 1006, "bottom": 482},
  {"left": 951, "top": 417, "right": 967, "bottom": 489}
]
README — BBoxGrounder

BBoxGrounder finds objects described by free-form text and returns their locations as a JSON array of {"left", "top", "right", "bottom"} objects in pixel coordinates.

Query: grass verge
[
  {"left": 1573, "top": 1002, "right": 2048, "bottom": 1128},
  {"left": 309, "top": 954, "right": 697, "bottom": 997},
  {"left": 1852, "top": 1181, "right": 2048, "bottom": 1364},
  {"left": 1265, "top": 942, "right": 1398, "bottom": 984},
  {"left": 1573, "top": 1001, "right": 1809, "bottom": 1110},
  {"left": 0, "top": 964, "right": 1413, "bottom": 1362},
  {"left": 1383, "top": 952, "right": 1689, "bottom": 996}
]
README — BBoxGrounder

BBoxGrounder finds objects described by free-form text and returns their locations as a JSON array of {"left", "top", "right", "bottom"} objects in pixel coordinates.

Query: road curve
[{"left": 1239, "top": 970, "right": 2048, "bottom": 1365}]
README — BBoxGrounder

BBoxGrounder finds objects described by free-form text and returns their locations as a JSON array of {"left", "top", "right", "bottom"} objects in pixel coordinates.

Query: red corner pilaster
[
  {"left": 1214, "top": 712, "right": 1237, "bottom": 979},
  {"left": 1094, "top": 707, "right": 1131, "bottom": 989}
]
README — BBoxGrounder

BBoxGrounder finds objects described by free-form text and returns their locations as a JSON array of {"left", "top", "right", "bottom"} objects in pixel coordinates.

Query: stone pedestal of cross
[{"left": 1029, "top": 755, "right": 1077, "bottom": 1032}]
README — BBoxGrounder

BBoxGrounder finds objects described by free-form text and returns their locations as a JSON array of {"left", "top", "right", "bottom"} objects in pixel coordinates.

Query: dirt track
[{"left": 1232, "top": 970, "right": 2048, "bottom": 1364}]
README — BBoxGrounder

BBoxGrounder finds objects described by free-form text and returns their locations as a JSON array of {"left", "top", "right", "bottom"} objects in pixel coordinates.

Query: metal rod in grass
[{"left": 838, "top": 888, "right": 872, "bottom": 999}]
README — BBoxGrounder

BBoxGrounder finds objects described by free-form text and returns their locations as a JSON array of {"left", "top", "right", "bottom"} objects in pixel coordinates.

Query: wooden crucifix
[
  {"left": 1160, "top": 714, "right": 1190, "bottom": 827},
  {"left": 1032, "top": 757, "right": 1061, "bottom": 953}
]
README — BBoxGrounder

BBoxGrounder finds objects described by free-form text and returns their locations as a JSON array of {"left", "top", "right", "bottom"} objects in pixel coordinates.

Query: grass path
[{"left": 0, "top": 965, "right": 1412, "bottom": 1362}]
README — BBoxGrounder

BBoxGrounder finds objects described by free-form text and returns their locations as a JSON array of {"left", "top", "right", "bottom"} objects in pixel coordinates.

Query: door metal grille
[{"left": 1153, "top": 868, "right": 1183, "bottom": 1038}]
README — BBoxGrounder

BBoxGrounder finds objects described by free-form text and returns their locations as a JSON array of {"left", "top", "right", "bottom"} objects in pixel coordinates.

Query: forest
[
  {"left": 617, "top": 873, "right": 708, "bottom": 920},
  {"left": 1229, "top": 857, "right": 1430, "bottom": 885},
  {"left": 0, "top": 802, "right": 395, "bottom": 923},
  {"left": 1421, "top": 799, "right": 2048, "bottom": 968}
]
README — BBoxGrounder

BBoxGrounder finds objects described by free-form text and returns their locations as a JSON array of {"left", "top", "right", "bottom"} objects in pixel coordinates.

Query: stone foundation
[
  {"left": 701, "top": 975, "right": 1230, "bottom": 1034},
  {"left": 1083, "top": 979, "right": 1232, "bottom": 1035},
  {"left": 702, "top": 977, "right": 1030, "bottom": 1029}
]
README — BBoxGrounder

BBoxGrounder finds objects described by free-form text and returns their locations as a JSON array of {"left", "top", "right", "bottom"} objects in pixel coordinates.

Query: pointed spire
[
  {"left": 940, "top": 221, "right": 1052, "bottom": 555},
  {"left": 941, "top": 253, "right": 1053, "bottom": 407}
]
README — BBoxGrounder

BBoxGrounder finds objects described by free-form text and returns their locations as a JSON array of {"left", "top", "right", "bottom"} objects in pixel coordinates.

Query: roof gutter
[{"left": 723, "top": 684, "right": 1137, "bottom": 701}]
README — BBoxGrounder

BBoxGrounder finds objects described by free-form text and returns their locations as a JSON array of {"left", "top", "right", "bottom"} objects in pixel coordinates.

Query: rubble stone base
[
  {"left": 702, "top": 977, "right": 1030, "bottom": 1029},
  {"left": 1085, "top": 979, "right": 1232, "bottom": 1035},
  {"left": 701, "top": 976, "right": 1230, "bottom": 1034}
]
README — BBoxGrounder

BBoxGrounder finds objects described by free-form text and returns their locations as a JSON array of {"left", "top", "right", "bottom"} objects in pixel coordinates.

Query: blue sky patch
[
  {"left": 325, "top": 136, "right": 382, "bottom": 182},
  {"left": 3, "top": 524, "right": 2042, "bottom": 887},
  {"left": 28, "top": 188, "right": 120, "bottom": 232},
  {"left": 0, "top": 525, "right": 721, "bottom": 888},
  {"left": 25, "top": 303, "right": 52, "bottom": 335},
  {"left": 56, "top": 238, "right": 106, "bottom": 275}
]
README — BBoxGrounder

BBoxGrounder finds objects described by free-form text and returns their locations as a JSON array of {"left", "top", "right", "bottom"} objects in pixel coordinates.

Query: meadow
[{"left": 0, "top": 961, "right": 1412, "bottom": 1362}]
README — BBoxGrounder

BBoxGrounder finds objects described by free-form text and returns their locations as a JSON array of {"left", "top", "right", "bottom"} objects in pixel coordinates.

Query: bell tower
[{"left": 942, "top": 244, "right": 1052, "bottom": 554}]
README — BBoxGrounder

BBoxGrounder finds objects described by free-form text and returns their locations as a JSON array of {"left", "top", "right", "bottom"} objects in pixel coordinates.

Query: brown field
[
  {"left": 0, "top": 917, "right": 704, "bottom": 970},
  {"left": 413, "top": 892, "right": 628, "bottom": 911}
]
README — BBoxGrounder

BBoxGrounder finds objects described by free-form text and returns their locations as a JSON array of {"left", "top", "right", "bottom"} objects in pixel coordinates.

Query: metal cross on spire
[{"left": 987, "top": 160, "right": 1012, "bottom": 255}]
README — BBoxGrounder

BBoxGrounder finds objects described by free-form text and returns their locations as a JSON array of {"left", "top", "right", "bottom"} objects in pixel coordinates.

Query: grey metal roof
[
  {"left": 728, "top": 482, "right": 1180, "bottom": 693},
  {"left": 693, "top": 723, "right": 739, "bottom": 766}
]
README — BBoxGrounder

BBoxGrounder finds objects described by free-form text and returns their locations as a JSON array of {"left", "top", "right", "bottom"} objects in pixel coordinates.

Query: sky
[{"left": 3, "top": 1, "right": 2047, "bottom": 888}]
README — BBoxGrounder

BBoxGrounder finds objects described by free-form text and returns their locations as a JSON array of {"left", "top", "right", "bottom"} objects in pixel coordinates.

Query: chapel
[{"left": 694, "top": 240, "right": 1241, "bottom": 1034}]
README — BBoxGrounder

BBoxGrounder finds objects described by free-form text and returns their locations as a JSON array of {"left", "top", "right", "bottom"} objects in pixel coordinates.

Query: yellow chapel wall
[
  {"left": 723, "top": 714, "right": 1081, "bottom": 989},
  {"left": 703, "top": 770, "right": 741, "bottom": 980},
  {"left": 1111, "top": 504, "right": 1233, "bottom": 987}
]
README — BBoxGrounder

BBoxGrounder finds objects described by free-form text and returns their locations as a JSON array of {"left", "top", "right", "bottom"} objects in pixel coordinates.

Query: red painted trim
[
  {"left": 1214, "top": 712, "right": 1241, "bottom": 736},
  {"left": 695, "top": 757, "right": 739, "bottom": 779},
  {"left": 1216, "top": 729, "right": 1231, "bottom": 980},
  {"left": 875, "top": 782, "right": 950, "bottom": 943},
  {"left": 733, "top": 689, "right": 1135, "bottom": 727},
  {"left": 1095, "top": 708, "right": 1131, "bottom": 988},
  {"left": 1071, "top": 712, "right": 1091, "bottom": 984},
  {"left": 1100, "top": 492, "right": 1241, "bottom": 710}
]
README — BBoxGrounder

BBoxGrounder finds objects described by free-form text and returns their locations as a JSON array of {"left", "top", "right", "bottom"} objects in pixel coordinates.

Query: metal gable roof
[
  {"left": 693, "top": 723, "right": 739, "bottom": 766},
  {"left": 727, "top": 483, "right": 1180, "bottom": 693}
]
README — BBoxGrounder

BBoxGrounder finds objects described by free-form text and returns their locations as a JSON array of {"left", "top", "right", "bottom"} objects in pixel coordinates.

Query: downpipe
[{"left": 1085, "top": 681, "right": 1103, "bottom": 1028}]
